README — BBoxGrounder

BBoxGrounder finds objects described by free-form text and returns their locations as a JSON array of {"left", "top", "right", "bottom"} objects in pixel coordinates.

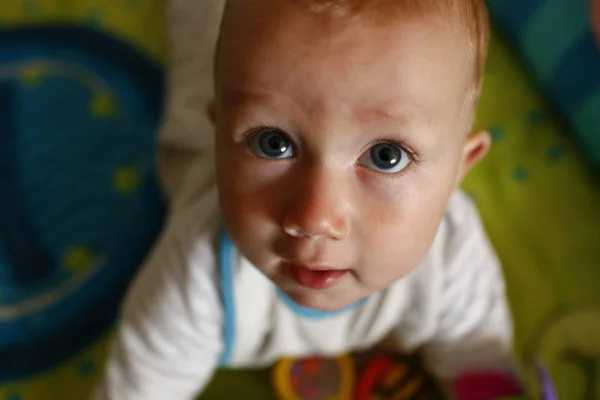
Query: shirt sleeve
[
  {"left": 421, "top": 192, "right": 514, "bottom": 380},
  {"left": 92, "top": 191, "right": 224, "bottom": 400},
  {"left": 92, "top": 0, "right": 228, "bottom": 397}
]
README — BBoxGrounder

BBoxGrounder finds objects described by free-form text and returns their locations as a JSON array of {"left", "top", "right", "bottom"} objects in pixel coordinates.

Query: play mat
[{"left": 0, "top": 1, "right": 598, "bottom": 399}]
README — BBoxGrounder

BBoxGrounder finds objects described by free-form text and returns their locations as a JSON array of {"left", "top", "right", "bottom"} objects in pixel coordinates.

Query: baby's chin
[
  {"left": 278, "top": 281, "right": 368, "bottom": 312},
  {"left": 267, "top": 265, "right": 408, "bottom": 311}
]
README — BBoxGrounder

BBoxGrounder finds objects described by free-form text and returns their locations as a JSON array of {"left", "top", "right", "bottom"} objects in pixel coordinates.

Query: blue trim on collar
[
  {"left": 217, "top": 228, "right": 367, "bottom": 364},
  {"left": 218, "top": 226, "right": 235, "bottom": 366},
  {"left": 276, "top": 290, "right": 366, "bottom": 319}
]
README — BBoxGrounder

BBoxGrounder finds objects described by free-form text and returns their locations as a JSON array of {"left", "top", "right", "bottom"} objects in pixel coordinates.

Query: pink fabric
[
  {"left": 455, "top": 372, "right": 523, "bottom": 400},
  {"left": 593, "top": 0, "right": 600, "bottom": 47}
]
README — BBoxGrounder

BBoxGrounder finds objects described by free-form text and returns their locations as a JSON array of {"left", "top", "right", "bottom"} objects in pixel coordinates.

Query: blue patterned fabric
[
  {"left": 486, "top": 0, "right": 600, "bottom": 170},
  {"left": 0, "top": 26, "right": 165, "bottom": 381}
]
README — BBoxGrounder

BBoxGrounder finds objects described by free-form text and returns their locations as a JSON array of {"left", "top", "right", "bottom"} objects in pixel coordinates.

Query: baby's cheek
[
  {"left": 354, "top": 171, "right": 414, "bottom": 208},
  {"left": 219, "top": 194, "right": 274, "bottom": 261},
  {"left": 362, "top": 194, "right": 445, "bottom": 275},
  {"left": 220, "top": 174, "right": 284, "bottom": 244},
  {"left": 220, "top": 189, "right": 269, "bottom": 231}
]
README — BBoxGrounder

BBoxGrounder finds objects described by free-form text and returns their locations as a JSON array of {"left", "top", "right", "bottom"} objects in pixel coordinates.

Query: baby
[{"left": 93, "top": 0, "right": 514, "bottom": 398}]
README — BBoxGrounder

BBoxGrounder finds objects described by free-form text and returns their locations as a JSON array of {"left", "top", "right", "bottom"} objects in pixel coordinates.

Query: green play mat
[{"left": 0, "top": 1, "right": 599, "bottom": 399}]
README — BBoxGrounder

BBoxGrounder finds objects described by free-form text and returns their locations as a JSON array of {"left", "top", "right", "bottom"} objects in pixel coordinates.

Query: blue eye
[
  {"left": 248, "top": 129, "right": 295, "bottom": 159},
  {"left": 358, "top": 143, "right": 411, "bottom": 173}
]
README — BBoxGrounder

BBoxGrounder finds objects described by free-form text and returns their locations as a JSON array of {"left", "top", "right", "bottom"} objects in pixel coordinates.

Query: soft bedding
[{"left": 0, "top": 1, "right": 598, "bottom": 399}]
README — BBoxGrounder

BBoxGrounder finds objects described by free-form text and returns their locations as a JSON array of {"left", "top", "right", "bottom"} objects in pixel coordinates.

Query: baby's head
[{"left": 211, "top": 0, "right": 491, "bottom": 311}]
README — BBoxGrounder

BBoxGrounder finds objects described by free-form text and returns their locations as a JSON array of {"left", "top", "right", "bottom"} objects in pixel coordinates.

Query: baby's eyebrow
[
  {"left": 222, "top": 89, "right": 282, "bottom": 110},
  {"left": 354, "top": 104, "right": 436, "bottom": 130},
  {"left": 222, "top": 89, "right": 437, "bottom": 134}
]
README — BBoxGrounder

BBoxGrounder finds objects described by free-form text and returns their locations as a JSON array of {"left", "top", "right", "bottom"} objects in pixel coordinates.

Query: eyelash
[
  {"left": 242, "top": 125, "right": 286, "bottom": 142},
  {"left": 242, "top": 126, "right": 420, "bottom": 164},
  {"left": 368, "top": 137, "right": 420, "bottom": 165}
]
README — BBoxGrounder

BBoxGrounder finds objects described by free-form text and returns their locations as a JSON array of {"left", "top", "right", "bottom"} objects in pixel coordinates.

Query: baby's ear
[
  {"left": 455, "top": 130, "right": 491, "bottom": 186},
  {"left": 206, "top": 101, "right": 216, "bottom": 125}
]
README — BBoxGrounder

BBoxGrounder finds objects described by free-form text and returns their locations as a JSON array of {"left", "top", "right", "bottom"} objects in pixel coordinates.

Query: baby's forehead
[
  {"left": 223, "top": 0, "right": 475, "bottom": 27},
  {"left": 217, "top": 2, "right": 476, "bottom": 129},
  {"left": 219, "top": 0, "right": 488, "bottom": 96},
  {"left": 219, "top": 0, "right": 479, "bottom": 74},
  {"left": 219, "top": 0, "right": 473, "bottom": 65}
]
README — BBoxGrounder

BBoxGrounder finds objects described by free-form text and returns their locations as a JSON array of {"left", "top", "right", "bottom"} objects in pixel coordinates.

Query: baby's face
[{"left": 214, "top": 0, "right": 485, "bottom": 311}]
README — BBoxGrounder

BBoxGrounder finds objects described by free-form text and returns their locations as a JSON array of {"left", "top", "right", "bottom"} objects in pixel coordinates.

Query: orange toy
[
  {"left": 273, "top": 353, "right": 439, "bottom": 400},
  {"left": 355, "top": 355, "right": 431, "bottom": 400},
  {"left": 274, "top": 355, "right": 355, "bottom": 400}
]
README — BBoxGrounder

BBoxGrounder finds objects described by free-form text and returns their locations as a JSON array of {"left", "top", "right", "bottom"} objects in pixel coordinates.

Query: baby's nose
[
  {"left": 281, "top": 167, "right": 350, "bottom": 241},
  {"left": 283, "top": 219, "right": 347, "bottom": 240}
]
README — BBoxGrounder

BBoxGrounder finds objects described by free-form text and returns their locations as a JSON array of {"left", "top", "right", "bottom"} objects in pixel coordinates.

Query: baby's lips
[{"left": 288, "top": 264, "right": 348, "bottom": 290}]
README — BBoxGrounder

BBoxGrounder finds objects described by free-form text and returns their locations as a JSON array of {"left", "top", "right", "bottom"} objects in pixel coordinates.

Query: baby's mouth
[{"left": 281, "top": 262, "right": 348, "bottom": 290}]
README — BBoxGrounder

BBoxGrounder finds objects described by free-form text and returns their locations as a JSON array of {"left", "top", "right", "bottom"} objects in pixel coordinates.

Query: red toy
[{"left": 455, "top": 372, "right": 524, "bottom": 400}]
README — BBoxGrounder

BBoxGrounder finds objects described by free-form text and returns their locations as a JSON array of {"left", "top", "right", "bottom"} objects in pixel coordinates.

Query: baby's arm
[
  {"left": 93, "top": 0, "right": 228, "bottom": 397},
  {"left": 92, "top": 195, "right": 224, "bottom": 400},
  {"left": 421, "top": 193, "right": 514, "bottom": 385}
]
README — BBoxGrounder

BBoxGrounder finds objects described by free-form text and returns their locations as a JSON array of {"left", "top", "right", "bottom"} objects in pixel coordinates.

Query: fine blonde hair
[
  {"left": 218, "top": 0, "right": 490, "bottom": 104},
  {"left": 291, "top": 0, "right": 490, "bottom": 102}
]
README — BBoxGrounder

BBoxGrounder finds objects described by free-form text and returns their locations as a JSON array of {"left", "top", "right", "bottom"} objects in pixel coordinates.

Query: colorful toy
[
  {"left": 536, "top": 364, "right": 558, "bottom": 400},
  {"left": 454, "top": 364, "right": 557, "bottom": 400},
  {"left": 274, "top": 353, "right": 440, "bottom": 400},
  {"left": 274, "top": 355, "right": 355, "bottom": 400},
  {"left": 355, "top": 354, "right": 431, "bottom": 400},
  {"left": 455, "top": 372, "right": 525, "bottom": 400},
  {"left": 273, "top": 352, "right": 559, "bottom": 400}
]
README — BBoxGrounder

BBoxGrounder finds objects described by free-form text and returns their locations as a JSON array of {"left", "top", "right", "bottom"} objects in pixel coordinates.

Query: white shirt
[{"left": 92, "top": 0, "right": 513, "bottom": 398}]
